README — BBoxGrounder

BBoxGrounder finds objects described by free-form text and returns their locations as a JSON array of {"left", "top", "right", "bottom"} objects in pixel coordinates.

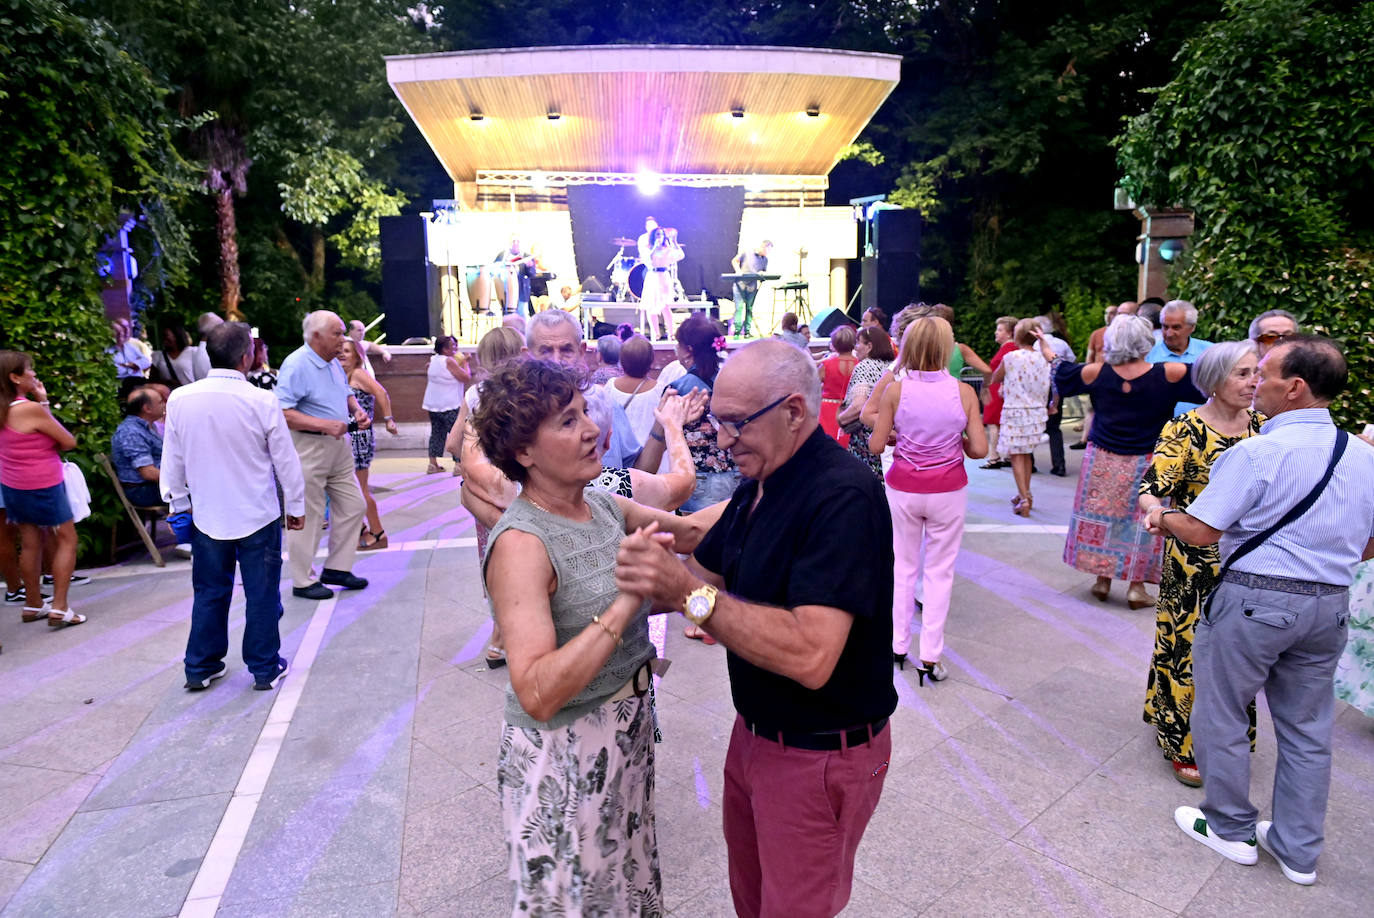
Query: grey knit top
[{"left": 483, "top": 488, "right": 654, "bottom": 730}]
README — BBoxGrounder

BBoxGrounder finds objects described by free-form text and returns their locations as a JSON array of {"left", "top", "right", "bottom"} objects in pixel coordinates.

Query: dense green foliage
[
  {"left": 1117, "top": 0, "right": 1374, "bottom": 424},
  {"left": 0, "top": 0, "right": 192, "bottom": 559}
]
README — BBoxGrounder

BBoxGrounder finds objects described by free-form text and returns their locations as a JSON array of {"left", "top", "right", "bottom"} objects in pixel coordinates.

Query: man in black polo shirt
[{"left": 616, "top": 338, "right": 896, "bottom": 918}]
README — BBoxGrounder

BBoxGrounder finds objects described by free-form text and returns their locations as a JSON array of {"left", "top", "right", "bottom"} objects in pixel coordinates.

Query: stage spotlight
[
  {"left": 469, "top": 110, "right": 484, "bottom": 122},
  {"left": 531, "top": 171, "right": 548, "bottom": 192},
  {"left": 730, "top": 106, "right": 745, "bottom": 119},
  {"left": 805, "top": 105, "right": 820, "bottom": 117},
  {"left": 635, "top": 169, "right": 661, "bottom": 196},
  {"left": 547, "top": 109, "right": 561, "bottom": 121},
  {"left": 744, "top": 175, "right": 768, "bottom": 193}
]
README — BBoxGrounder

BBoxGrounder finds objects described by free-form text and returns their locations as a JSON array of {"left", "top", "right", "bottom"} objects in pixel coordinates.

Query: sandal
[
  {"left": 1090, "top": 578, "right": 1111, "bottom": 602},
  {"left": 48, "top": 608, "right": 86, "bottom": 629},
  {"left": 426, "top": 464, "right": 444, "bottom": 475},
  {"left": 358, "top": 529, "right": 389, "bottom": 552},
  {"left": 1172, "top": 760, "right": 1203, "bottom": 787},
  {"left": 21, "top": 606, "right": 50, "bottom": 623},
  {"left": 683, "top": 625, "right": 717, "bottom": 645},
  {"left": 979, "top": 459, "right": 1009, "bottom": 470},
  {"left": 484, "top": 646, "right": 507, "bottom": 669}
]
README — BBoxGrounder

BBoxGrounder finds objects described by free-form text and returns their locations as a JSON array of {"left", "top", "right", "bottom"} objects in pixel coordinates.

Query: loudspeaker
[
  {"left": 591, "top": 320, "right": 618, "bottom": 339},
  {"left": 381, "top": 260, "right": 431, "bottom": 343},
  {"left": 380, "top": 215, "right": 427, "bottom": 262},
  {"left": 861, "top": 255, "right": 919, "bottom": 316},
  {"left": 812, "top": 307, "right": 858, "bottom": 338},
  {"left": 873, "top": 210, "right": 921, "bottom": 255},
  {"left": 581, "top": 275, "right": 607, "bottom": 294}
]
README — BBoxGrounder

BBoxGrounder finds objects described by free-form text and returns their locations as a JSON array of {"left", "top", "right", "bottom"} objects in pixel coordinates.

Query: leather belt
[
  {"left": 606, "top": 661, "right": 655, "bottom": 703},
  {"left": 1222, "top": 569, "right": 1346, "bottom": 596},
  {"left": 296, "top": 430, "right": 324, "bottom": 436},
  {"left": 651, "top": 266, "right": 669, "bottom": 272},
  {"left": 744, "top": 717, "right": 888, "bottom": 752}
]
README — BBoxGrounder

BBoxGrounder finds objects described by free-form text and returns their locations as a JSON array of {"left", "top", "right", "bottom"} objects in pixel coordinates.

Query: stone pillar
[{"left": 1134, "top": 208, "right": 1194, "bottom": 302}]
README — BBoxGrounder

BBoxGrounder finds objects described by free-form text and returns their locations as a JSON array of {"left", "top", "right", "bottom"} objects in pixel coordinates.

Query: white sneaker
[
  {"left": 1256, "top": 821, "right": 1316, "bottom": 885},
  {"left": 1174, "top": 806, "right": 1257, "bottom": 865}
]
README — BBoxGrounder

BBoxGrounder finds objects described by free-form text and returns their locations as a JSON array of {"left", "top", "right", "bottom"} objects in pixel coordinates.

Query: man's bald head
[{"left": 717, "top": 339, "right": 820, "bottom": 418}]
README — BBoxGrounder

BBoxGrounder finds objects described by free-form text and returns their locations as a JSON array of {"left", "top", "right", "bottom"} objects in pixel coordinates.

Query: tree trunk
[
  {"left": 309, "top": 226, "right": 326, "bottom": 296},
  {"left": 214, "top": 186, "right": 243, "bottom": 320}
]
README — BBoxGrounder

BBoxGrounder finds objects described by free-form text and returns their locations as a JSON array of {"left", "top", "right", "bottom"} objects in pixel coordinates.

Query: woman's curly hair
[{"left": 472, "top": 360, "right": 582, "bottom": 484}]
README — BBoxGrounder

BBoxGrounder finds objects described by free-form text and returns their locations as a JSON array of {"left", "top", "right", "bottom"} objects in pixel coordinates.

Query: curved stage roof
[{"left": 385, "top": 45, "right": 902, "bottom": 183}]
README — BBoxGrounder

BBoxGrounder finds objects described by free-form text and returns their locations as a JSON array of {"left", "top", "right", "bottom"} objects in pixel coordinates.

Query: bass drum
[
  {"left": 464, "top": 265, "right": 503, "bottom": 313},
  {"left": 628, "top": 262, "right": 648, "bottom": 300}
]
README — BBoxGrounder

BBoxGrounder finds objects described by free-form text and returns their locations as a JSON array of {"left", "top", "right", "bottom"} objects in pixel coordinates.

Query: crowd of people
[{"left": 2, "top": 292, "right": 1371, "bottom": 913}]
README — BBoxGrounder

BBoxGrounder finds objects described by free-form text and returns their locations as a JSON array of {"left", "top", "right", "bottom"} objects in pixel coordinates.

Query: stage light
[
  {"left": 469, "top": 110, "right": 484, "bottom": 122},
  {"left": 531, "top": 172, "right": 548, "bottom": 192},
  {"left": 805, "top": 105, "right": 820, "bottom": 117},
  {"left": 730, "top": 106, "right": 745, "bottom": 119},
  {"left": 635, "top": 169, "right": 661, "bottom": 196},
  {"left": 744, "top": 175, "right": 768, "bottom": 193},
  {"left": 546, "top": 109, "right": 561, "bottom": 121}
]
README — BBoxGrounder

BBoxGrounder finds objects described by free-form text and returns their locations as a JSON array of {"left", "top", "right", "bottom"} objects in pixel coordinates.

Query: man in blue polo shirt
[
  {"left": 276, "top": 311, "right": 371, "bottom": 600},
  {"left": 110, "top": 386, "right": 165, "bottom": 507},
  {"left": 1145, "top": 335, "right": 1374, "bottom": 886}
]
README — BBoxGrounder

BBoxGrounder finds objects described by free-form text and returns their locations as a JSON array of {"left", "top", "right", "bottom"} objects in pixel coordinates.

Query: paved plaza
[{"left": 1, "top": 448, "right": 1371, "bottom": 917}]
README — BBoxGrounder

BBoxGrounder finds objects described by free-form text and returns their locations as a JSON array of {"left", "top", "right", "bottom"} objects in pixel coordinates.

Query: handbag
[{"left": 1203, "top": 429, "right": 1348, "bottom": 615}]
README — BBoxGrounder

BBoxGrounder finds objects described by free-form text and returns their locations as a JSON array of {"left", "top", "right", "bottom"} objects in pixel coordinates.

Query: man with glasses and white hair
[
  {"left": 614, "top": 338, "right": 897, "bottom": 918},
  {"left": 1248, "top": 309, "right": 1300, "bottom": 356}
]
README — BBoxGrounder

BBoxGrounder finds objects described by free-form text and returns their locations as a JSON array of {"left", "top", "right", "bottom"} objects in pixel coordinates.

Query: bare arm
[
  {"left": 859, "top": 370, "right": 894, "bottom": 430},
  {"left": 867, "top": 379, "right": 900, "bottom": 456},
  {"left": 351, "top": 370, "right": 397, "bottom": 434},
  {"left": 445, "top": 402, "right": 470, "bottom": 462},
  {"left": 615, "top": 527, "right": 852, "bottom": 690},
  {"left": 989, "top": 361, "right": 1007, "bottom": 386},
  {"left": 489, "top": 530, "right": 645, "bottom": 723},
  {"left": 1143, "top": 507, "right": 1223, "bottom": 546},
  {"left": 837, "top": 382, "right": 870, "bottom": 426},
  {"left": 960, "top": 381, "right": 988, "bottom": 458},
  {"left": 458, "top": 413, "right": 518, "bottom": 511},
  {"left": 9, "top": 399, "right": 77, "bottom": 451},
  {"left": 1364, "top": 536, "right": 1374, "bottom": 562},
  {"left": 959, "top": 343, "right": 991, "bottom": 375},
  {"left": 445, "top": 355, "right": 472, "bottom": 384},
  {"left": 626, "top": 390, "right": 701, "bottom": 510}
]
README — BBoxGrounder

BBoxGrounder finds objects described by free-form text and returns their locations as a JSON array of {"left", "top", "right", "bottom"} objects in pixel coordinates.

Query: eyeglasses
[
  {"left": 707, "top": 394, "right": 790, "bottom": 438},
  {"left": 1255, "top": 331, "right": 1293, "bottom": 345}
]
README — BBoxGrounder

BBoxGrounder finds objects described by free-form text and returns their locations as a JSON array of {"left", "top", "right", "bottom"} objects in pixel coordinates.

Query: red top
[{"left": 982, "top": 340, "right": 1018, "bottom": 425}]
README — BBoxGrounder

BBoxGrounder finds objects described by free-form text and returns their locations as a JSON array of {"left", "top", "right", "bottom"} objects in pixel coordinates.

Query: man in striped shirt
[{"left": 1144, "top": 335, "right": 1374, "bottom": 886}]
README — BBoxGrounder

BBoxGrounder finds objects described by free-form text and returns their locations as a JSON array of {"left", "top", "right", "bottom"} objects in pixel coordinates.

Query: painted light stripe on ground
[
  {"left": 964, "top": 523, "right": 1069, "bottom": 534},
  {"left": 177, "top": 594, "right": 341, "bottom": 918}
]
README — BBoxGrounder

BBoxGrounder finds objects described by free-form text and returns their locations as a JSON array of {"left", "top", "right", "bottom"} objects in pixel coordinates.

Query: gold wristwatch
[{"left": 684, "top": 584, "right": 719, "bottom": 626}]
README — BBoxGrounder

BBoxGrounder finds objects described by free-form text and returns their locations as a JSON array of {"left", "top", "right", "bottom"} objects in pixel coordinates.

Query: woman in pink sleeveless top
[
  {"left": 869, "top": 317, "right": 986, "bottom": 684},
  {"left": 0, "top": 351, "right": 83, "bottom": 627}
]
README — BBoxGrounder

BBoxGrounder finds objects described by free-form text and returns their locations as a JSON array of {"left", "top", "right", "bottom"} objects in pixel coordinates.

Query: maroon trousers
[{"left": 723, "top": 715, "right": 891, "bottom": 918}]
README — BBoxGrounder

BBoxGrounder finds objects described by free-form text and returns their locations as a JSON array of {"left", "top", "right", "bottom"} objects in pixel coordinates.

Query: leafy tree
[
  {"left": 86, "top": 0, "right": 432, "bottom": 328},
  {"left": 1, "top": 0, "right": 192, "bottom": 559},
  {"left": 1117, "top": 0, "right": 1374, "bottom": 424}
]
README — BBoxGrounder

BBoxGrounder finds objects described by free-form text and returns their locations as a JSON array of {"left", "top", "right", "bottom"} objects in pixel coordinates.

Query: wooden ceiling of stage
[{"left": 385, "top": 45, "right": 902, "bottom": 182}]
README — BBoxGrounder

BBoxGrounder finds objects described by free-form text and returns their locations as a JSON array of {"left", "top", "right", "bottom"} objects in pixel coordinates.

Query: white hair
[
  {"left": 1191, "top": 339, "right": 1256, "bottom": 398},
  {"left": 1102, "top": 315, "right": 1155, "bottom": 364},
  {"left": 740, "top": 339, "right": 821, "bottom": 417},
  {"left": 302, "top": 310, "right": 342, "bottom": 341},
  {"left": 197, "top": 312, "right": 224, "bottom": 337},
  {"left": 525, "top": 309, "right": 582, "bottom": 348},
  {"left": 1162, "top": 300, "right": 1198, "bottom": 326}
]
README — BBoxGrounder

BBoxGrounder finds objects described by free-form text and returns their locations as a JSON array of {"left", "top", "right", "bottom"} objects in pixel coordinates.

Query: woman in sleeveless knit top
[
  {"left": 472, "top": 360, "right": 711, "bottom": 917},
  {"left": 869, "top": 317, "right": 987, "bottom": 685}
]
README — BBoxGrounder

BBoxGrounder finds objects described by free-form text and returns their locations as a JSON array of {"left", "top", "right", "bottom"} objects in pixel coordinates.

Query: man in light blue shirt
[
  {"left": 1147, "top": 300, "right": 1212, "bottom": 414},
  {"left": 276, "top": 311, "right": 371, "bottom": 600},
  {"left": 1145, "top": 335, "right": 1374, "bottom": 886}
]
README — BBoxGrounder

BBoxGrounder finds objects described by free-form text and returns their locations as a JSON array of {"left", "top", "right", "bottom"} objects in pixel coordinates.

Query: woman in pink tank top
[
  {"left": 0, "top": 351, "right": 83, "bottom": 627},
  {"left": 869, "top": 317, "right": 986, "bottom": 685}
]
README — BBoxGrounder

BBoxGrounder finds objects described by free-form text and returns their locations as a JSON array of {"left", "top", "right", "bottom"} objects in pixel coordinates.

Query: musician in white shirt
[{"left": 161, "top": 322, "right": 306, "bottom": 692}]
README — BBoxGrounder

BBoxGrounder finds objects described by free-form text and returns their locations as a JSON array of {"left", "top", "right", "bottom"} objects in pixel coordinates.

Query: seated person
[{"left": 110, "top": 386, "right": 166, "bottom": 507}]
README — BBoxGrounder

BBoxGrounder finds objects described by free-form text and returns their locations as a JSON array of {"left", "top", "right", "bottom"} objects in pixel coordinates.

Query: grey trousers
[{"left": 1192, "top": 579, "right": 1349, "bottom": 872}]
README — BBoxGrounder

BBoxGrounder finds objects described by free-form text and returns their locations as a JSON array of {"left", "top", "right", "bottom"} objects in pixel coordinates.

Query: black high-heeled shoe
[{"left": 892, "top": 652, "right": 907, "bottom": 671}]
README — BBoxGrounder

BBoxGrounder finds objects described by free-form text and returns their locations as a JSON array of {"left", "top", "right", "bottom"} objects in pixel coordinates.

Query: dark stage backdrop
[{"left": 567, "top": 186, "right": 746, "bottom": 301}]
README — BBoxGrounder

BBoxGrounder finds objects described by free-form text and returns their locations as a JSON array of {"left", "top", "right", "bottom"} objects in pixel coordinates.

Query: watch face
[{"left": 687, "top": 596, "right": 708, "bottom": 620}]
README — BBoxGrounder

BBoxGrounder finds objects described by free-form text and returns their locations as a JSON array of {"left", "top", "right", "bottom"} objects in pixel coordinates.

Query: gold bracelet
[{"left": 592, "top": 615, "right": 623, "bottom": 647}]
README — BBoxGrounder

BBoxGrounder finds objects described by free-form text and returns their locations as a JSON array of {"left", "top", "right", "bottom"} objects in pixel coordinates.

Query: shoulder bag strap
[{"left": 1216, "top": 429, "right": 1348, "bottom": 581}]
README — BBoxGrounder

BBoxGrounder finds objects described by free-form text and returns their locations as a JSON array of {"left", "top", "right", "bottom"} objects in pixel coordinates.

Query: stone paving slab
[{"left": 1, "top": 450, "right": 1372, "bottom": 917}]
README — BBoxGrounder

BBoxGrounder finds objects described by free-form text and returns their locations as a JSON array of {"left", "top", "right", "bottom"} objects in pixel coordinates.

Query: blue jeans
[
  {"left": 681, "top": 471, "right": 741, "bottom": 514},
  {"left": 185, "top": 520, "right": 284, "bottom": 682}
]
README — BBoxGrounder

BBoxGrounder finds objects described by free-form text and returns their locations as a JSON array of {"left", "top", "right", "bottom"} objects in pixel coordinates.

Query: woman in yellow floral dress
[{"left": 1138, "top": 341, "right": 1262, "bottom": 787}]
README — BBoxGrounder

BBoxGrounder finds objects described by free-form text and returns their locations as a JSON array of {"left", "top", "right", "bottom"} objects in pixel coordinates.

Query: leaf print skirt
[{"left": 497, "top": 694, "right": 662, "bottom": 917}]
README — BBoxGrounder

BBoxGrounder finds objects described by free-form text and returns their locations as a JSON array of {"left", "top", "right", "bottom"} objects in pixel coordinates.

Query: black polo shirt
[{"left": 694, "top": 427, "right": 897, "bottom": 733}]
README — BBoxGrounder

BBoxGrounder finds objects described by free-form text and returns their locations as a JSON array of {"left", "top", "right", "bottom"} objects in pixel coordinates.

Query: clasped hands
[{"left": 615, "top": 521, "right": 694, "bottom": 613}]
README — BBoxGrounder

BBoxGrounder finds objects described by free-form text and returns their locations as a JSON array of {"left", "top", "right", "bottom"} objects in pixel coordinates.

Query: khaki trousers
[{"left": 287, "top": 431, "right": 366, "bottom": 588}]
